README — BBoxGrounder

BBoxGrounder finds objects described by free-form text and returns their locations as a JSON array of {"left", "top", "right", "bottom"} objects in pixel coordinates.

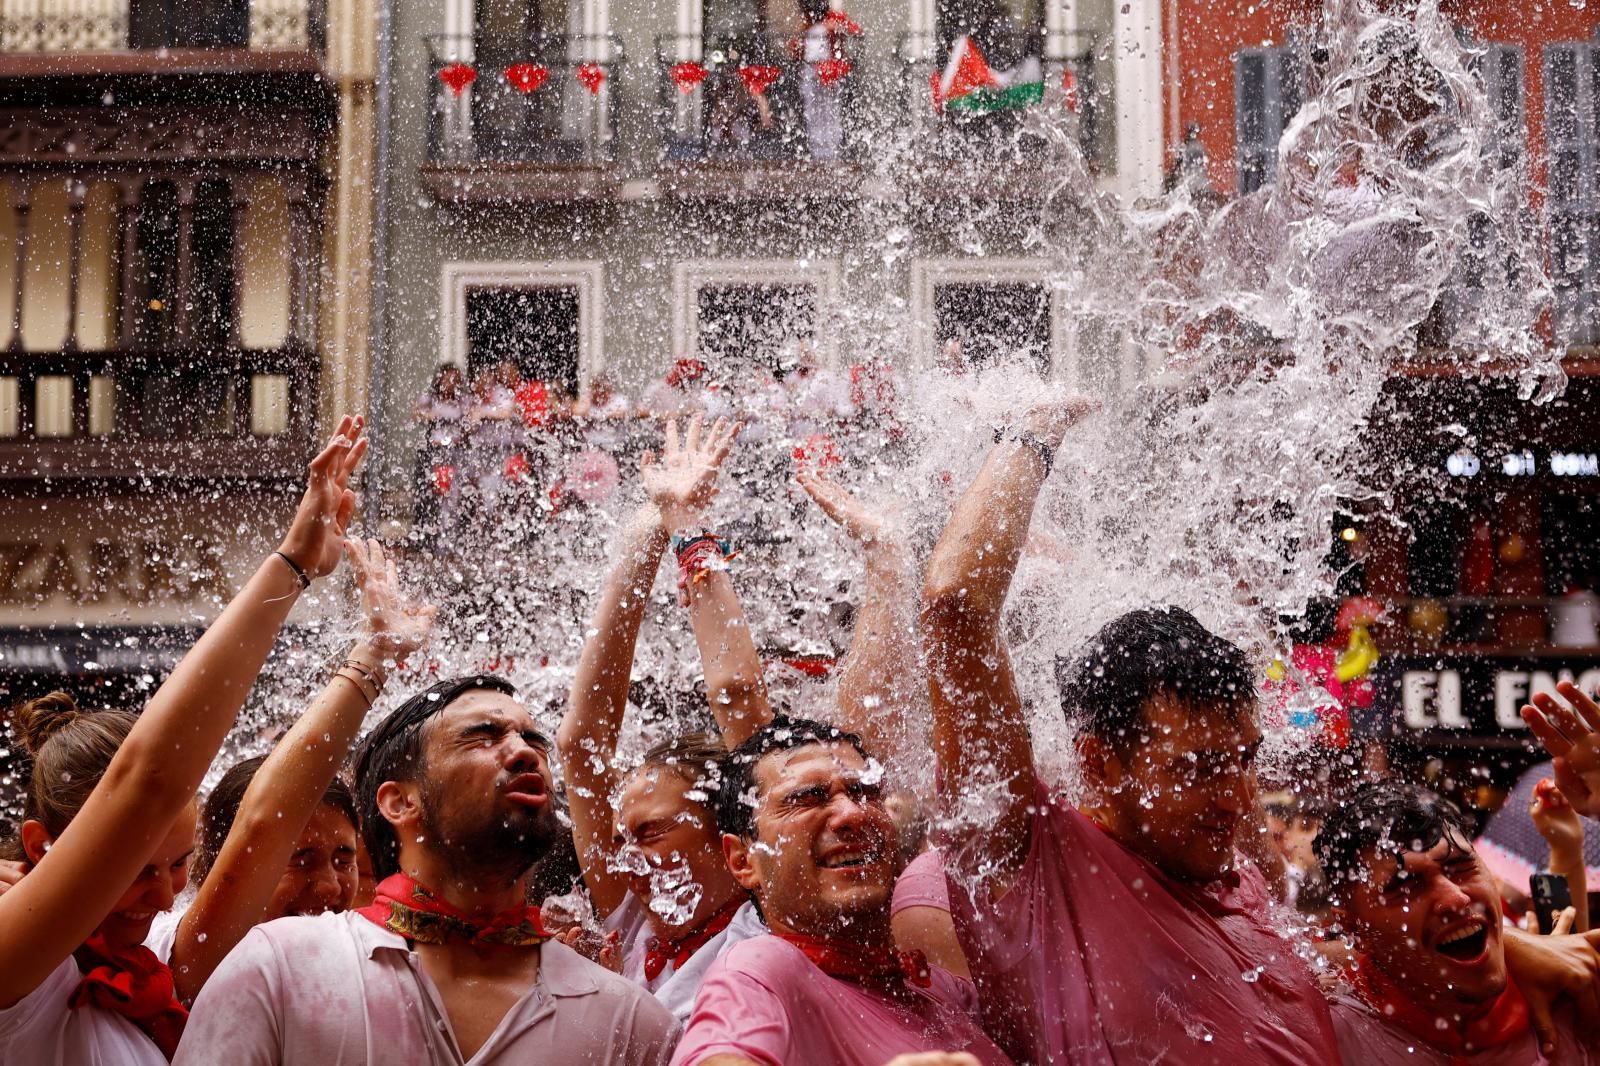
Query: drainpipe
[{"left": 366, "top": 0, "right": 394, "bottom": 529}]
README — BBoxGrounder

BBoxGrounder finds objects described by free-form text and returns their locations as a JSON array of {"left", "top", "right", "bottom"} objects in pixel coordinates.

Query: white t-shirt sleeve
[{"left": 172, "top": 926, "right": 283, "bottom": 1066}]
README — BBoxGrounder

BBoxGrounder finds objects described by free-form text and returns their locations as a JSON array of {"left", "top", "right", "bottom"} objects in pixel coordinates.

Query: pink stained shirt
[
  {"left": 890, "top": 847, "right": 951, "bottom": 916},
  {"left": 946, "top": 776, "right": 1341, "bottom": 1066},
  {"left": 1331, "top": 992, "right": 1600, "bottom": 1065},
  {"left": 670, "top": 935, "right": 1015, "bottom": 1066}
]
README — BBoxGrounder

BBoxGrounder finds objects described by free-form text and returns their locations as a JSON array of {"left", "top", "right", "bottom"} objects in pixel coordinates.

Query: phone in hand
[{"left": 1531, "top": 872, "right": 1573, "bottom": 935}]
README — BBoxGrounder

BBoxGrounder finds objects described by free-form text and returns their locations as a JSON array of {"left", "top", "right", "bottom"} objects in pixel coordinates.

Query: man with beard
[
  {"left": 670, "top": 716, "right": 1013, "bottom": 1066},
  {"left": 176, "top": 676, "right": 677, "bottom": 1064},
  {"left": 1319, "top": 783, "right": 1600, "bottom": 1064}
]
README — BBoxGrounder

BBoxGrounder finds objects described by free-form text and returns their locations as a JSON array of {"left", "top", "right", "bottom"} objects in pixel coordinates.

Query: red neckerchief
[
  {"left": 775, "top": 931, "right": 931, "bottom": 988},
  {"left": 644, "top": 898, "right": 744, "bottom": 982},
  {"left": 357, "top": 873, "right": 550, "bottom": 947},
  {"left": 1351, "top": 952, "right": 1530, "bottom": 1056},
  {"left": 70, "top": 932, "right": 189, "bottom": 1060}
]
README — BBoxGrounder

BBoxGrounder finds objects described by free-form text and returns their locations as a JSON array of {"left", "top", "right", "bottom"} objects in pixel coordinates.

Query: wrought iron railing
[
  {"left": 426, "top": 34, "right": 623, "bottom": 166},
  {"left": 655, "top": 30, "right": 868, "bottom": 163}
]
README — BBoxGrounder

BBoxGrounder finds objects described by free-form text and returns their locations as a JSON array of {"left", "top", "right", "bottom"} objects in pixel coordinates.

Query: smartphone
[{"left": 1531, "top": 873, "right": 1573, "bottom": 935}]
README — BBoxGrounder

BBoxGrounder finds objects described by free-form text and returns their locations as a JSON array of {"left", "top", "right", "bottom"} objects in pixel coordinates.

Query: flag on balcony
[
  {"left": 932, "top": 35, "right": 1043, "bottom": 115},
  {"left": 504, "top": 63, "right": 549, "bottom": 93}
]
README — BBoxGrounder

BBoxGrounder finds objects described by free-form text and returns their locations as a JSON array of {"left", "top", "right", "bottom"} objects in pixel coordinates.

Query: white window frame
[
  {"left": 672, "top": 258, "right": 841, "bottom": 366},
  {"left": 910, "top": 258, "right": 1078, "bottom": 381},
  {"left": 438, "top": 260, "right": 605, "bottom": 398}
]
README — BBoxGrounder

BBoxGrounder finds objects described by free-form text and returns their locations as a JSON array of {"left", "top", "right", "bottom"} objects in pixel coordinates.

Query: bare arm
[
  {"left": 921, "top": 399, "right": 1096, "bottom": 890},
  {"left": 557, "top": 505, "right": 670, "bottom": 920},
  {"left": 173, "top": 538, "right": 434, "bottom": 1002},
  {"left": 1532, "top": 778, "right": 1590, "bottom": 934},
  {"left": 798, "top": 469, "right": 926, "bottom": 768},
  {"left": 0, "top": 417, "right": 367, "bottom": 1007},
  {"left": 645, "top": 415, "right": 771, "bottom": 748}
]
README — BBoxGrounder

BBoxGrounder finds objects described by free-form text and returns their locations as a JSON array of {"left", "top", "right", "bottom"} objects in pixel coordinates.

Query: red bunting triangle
[
  {"left": 1061, "top": 68, "right": 1080, "bottom": 113},
  {"left": 671, "top": 60, "right": 709, "bottom": 93},
  {"left": 576, "top": 63, "right": 607, "bottom": 94},
  {"left": 737, "top": 63, "right": 781, "bottom": 96},
  {"left": 439, "top": 62, "right": 477, "bottom": 96},
  {"left": 504, "top": 62, "right": 549, "bottom": 93}
]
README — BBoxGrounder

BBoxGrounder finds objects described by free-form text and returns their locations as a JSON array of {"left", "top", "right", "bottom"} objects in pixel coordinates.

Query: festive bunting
[
  {"left": 671, "top": 60, "right": 709, "bottom": 93},
  {"left": 576, "top": 63, "right": 607, "bottom": 94},
  {"left": 737, "top": 63, "right": 782, "bottom": 96},
  {"left": 438, "top": 62, "right": 477, "bottom": 96},
  {"left": 1061, "top": 67, "right": 1080, "bottom": 113},
  {"left": 814, "top": 58, "right": 851, "bottom": 86},
  {"left": 504, "top": 62, "right": 549, "bottom": 93},
  {"left": 823, "top": 10, "right": 862, "bottom": 33}
]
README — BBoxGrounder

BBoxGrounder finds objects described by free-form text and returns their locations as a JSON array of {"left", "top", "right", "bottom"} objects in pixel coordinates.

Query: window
[
  {"left": 1478, "top": 43, "right": 1525, "bottom": 172},
  {"left": 1235, "top": 44, "right": 1303, "bottom": 194},
  {"left": 465, "top": 286, "right": 582, "bottom": 398},
  {"left": 1545, "top": 42, "right": 1600, "bottom": 345},
  {"left": 696, "top": 284, "right": 817, "bottom": 374},
  {"left": 933, "top": 282, "right": 1051, "bottom": 374},
  {"left": 128, "top": 0, "right": 249, "bottom": 48}
]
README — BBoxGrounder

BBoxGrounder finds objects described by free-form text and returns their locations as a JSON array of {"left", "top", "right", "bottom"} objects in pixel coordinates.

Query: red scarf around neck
[
  {"left": 1351, "top": 952, "right": 1530, "bottom": 1056},
  {"left": 775, "top": 930, "right": 931, "bottom": 988},
  {"left": 357, "top": 873, "right": 550, "bottom": 947},
  {"left": 71, "top": 932, "right": 189, "bottom": 1060},
  {"left": 644, "top": 898, "right": 744, "bottom": 982}
]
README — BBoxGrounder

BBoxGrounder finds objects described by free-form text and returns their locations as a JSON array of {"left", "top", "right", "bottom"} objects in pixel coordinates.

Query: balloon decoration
[
  {"left": 737, "top": 64, "right": 782, "bottom": 96},
  {"left": 814, "top": 58, "right": 852, "bottom": 86},
  {"left": 671, "top": 61, "right": 709, "bottom": 93},
  {"left": 438, "top": 62, "right": 478, "bottom": 96},
  {"left": 503, "top": 63, "right": 549, "bottom": 93},
  {"left": 576, "top": 63, "right": 607, "bottom": 94}
]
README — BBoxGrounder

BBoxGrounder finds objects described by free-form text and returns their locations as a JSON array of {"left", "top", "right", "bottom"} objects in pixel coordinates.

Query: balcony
[
  {"left": 652, "top": 29, "right": 868, "bottom": 197},
  {"left": 421, "top": 34, "right": 624, "bottom": 204},
  {"left": 0, "top": 0, "right": 325, "bottom": 54},
  {"left": 894, "top": 30, "right": 1106, "bottom": 198},
  {"left": 0, "top": 344, "right": 318, "bottom": 480}
]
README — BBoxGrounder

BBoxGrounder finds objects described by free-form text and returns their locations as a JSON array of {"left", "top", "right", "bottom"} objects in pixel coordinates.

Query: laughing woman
[{"left": 0, "top": 416, "right": 367, "bottom": 1063}]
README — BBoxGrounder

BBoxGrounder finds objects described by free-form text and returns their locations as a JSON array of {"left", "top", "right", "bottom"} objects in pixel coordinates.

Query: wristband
[
  {"left": 333, "top": 660, "right": 381, "bottom": 708},
  {"left": 274, "top": 550, "right": 311, "bottom": 589},
  {"left": 991, "top": 428, "right": 1056, "bottom": 475}
]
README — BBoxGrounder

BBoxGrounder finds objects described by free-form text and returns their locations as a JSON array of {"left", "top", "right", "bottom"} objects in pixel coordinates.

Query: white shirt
[
  {"left": 0, "top": 956, "right": 167, "bottom": 1066},
  {"left": 604, "top": 893, "right": 766, "bottom": 1023},
  {"left": 174, "top": 910, "right": 678, "bottom": 1065}
]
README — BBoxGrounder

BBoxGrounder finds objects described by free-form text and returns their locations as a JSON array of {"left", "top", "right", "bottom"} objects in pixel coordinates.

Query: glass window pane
[
  {"left": 0, "top": 377, "right": 18, "bottom": 438},
  {"left": 88, "top": 375, "right": 116, "bottom": 436},
  {"left": 35, "top": 375, "right": 73, "bottom": 438}
]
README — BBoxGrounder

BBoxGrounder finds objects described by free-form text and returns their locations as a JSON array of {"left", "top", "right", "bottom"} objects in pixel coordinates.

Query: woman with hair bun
[{"left": 0, "top": 415, "right": 367, "bottom": 1063}]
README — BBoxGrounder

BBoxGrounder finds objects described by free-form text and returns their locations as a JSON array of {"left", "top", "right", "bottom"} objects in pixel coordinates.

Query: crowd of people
[{"left": 4, "top": 405, "right": 1600, "bottom": 1066}]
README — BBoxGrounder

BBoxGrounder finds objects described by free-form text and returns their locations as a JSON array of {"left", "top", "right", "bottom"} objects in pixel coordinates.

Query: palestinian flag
[{"left": 932, "top": 35, "right": 1043, "bottom": 115}]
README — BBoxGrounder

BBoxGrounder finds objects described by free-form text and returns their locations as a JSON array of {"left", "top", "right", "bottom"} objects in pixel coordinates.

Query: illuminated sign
[
  {"left": 1550, "top": 452, "right": 1600, "bottom": 477},
  {"left": 1444, "top": 450, "right": 1600, "bottom": 478}
]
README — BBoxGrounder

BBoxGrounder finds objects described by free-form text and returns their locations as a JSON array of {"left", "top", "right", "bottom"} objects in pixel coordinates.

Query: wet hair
[
  {"left": 1054, "top": 606, "right": 1256, "bottom": 747},
  {"left": 353, "top": 675, "right": 517, "bottom": 880},
  {"left": 193, "top": 754, "right": 360, "bottom": 886},
  {"left": 9, "top": 691, "right": 138, "bottom": 841},
  {"left": 715, "top": 714, "right": 870, "bottom": 840},
  {"left": 631, "top": 731, "right": 729, "bottom": 808},
  {"left": 1314, "top": 782, "right": 1472, "bottom": 897}
]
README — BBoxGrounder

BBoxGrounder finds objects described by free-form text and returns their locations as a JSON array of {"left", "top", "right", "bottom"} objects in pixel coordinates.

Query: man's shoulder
[
  {"left": 712, "top": 934, "right": 808, "bottom": 983},
  {"left": 240, "top": 910, "right": 384, "bottom": 965},
  {"left": 541, "top": 940, "right": 675, "bottom": 1022}
]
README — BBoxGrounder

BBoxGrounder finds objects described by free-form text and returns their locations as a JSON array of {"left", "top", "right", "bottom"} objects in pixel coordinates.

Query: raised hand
[
  {"left": 277, "top": 415, "right": 369, "bottom": 580},
  {"left": 1022, "top": 393, "right": 1101, "bottom": 448},
  {"left": 344, "top": 538, "right": 435, "bottom": 664},
  {"left": 640, "top": 413, "right": 741, "bottom": 530},
  {"left": 1531, "top": 778, "right": 1586, "bottom": 858},
  {"left": 1521, "top": 681, "right": 1600, "bottom": 820},
  {"left": 797, "top": 467, "right": 885, "bottom": 546}
]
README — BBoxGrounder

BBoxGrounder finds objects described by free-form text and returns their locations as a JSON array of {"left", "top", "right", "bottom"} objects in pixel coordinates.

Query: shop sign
[
  {"left": 1364, "top": 655, "right": 1600, "bottom": 738},
  {"left": 0, "top": 538, "right": 233, "bottom": 608}
]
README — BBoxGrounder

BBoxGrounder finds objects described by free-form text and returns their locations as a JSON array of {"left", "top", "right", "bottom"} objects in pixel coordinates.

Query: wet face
[
  {"left": 726, "top": 743, "right": 899, "bottom": 937},
  {"left": 101, "top": 802, "right": 197, "bottom": 951},
  {"left": 408, "top": 692, "right": 559, "bottom": 878},
  {"left": 1092, "top": 694, "right": 1260, "bottom": 884},
  {"left": 1267, "top": 809, "right": 1321, "bottom": 871},
  {"left": 616, "top": 767, "right": 744, "bottom": 933},
  {"left": 1345, "top": 831, "right": 1505, "bottom": 1010},
  {"left": 263, "top": 803, "right": 359, "bottom": 921}
]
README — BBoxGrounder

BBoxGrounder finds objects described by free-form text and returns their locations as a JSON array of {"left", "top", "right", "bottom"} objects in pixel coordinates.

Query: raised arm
[
  {"left": 920, "top": 399, "right": 1095, "bottom": 889},
  {"left": 1531, "top": 778, "right": 1590, "bottom": 934},
  {"left": 172, "top": 538, "right": 434, "bottom": 1002},
  {"left": 557, "top": 503, "right": 671, "bottom": 920},
  {"left": 643, "top": 415, "right": 771, "bottom": 748},
  {"left": 0, "top": 417, "right": 366, "bottom": 1007},
  {"left": 797, "top": 468, "right": 926, "bottom": 769},
  {"left": 1522, "top": 681, "right": 1600, "bottom": 821}
]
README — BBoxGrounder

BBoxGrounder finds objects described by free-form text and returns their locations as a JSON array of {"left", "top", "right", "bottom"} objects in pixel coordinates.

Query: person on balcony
[{"left": 794, "top": 0, "right": 858, "bottom": 160}]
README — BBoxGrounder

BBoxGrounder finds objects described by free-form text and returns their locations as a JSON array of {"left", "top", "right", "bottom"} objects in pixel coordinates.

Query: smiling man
[
  {"left": 175, "top": 676, "right": 677, "bottom": 1065},
  {"left": 670, "top": 716, "right": 1014, "bottom": 1066},
  {"left": 1318, "top": 783, "right": 1599, "bottom": 1065}
]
